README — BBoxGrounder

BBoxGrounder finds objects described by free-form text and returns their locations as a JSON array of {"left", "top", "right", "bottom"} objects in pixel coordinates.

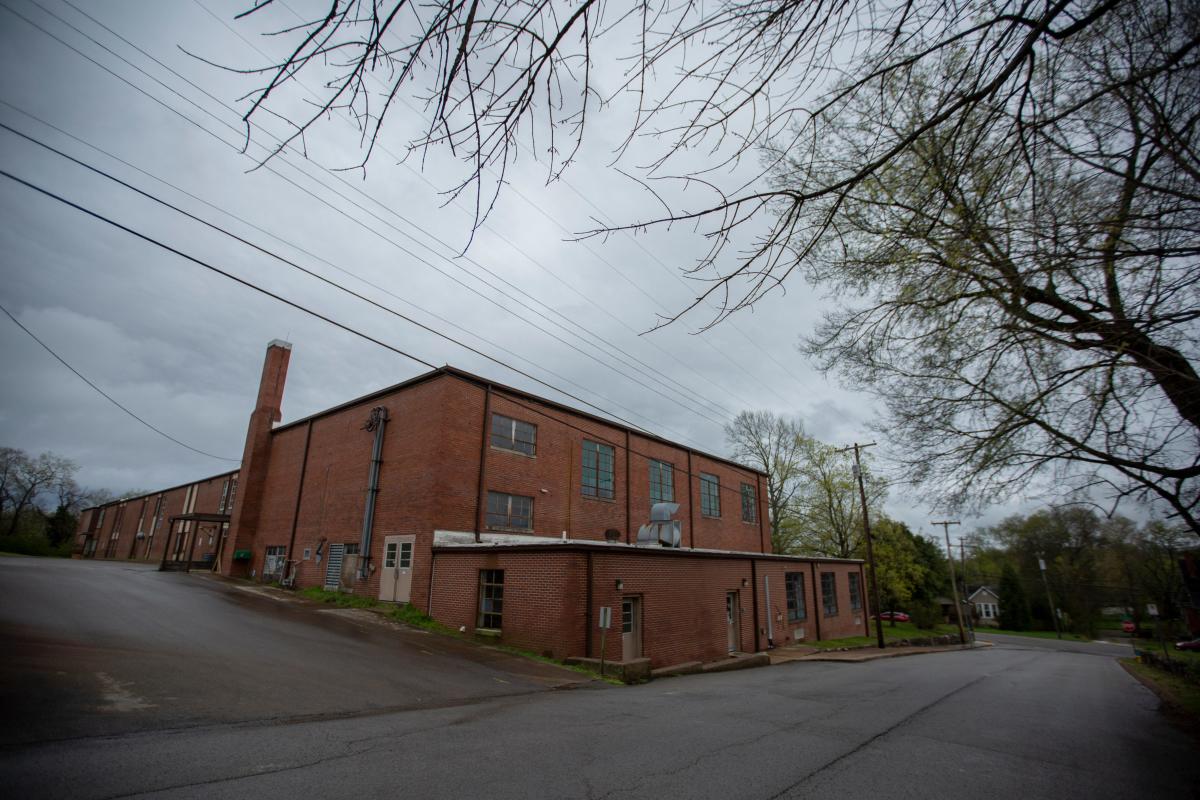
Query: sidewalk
[{"left": 769, "top": 641, "right": 990, "bottom": 665}]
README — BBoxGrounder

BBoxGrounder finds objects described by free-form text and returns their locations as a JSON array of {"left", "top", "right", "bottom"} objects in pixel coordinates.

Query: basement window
[
  {"left": 491, "top": 414, "right": 537, "bottom": 456},
  {"left": 486, "top": 491, "right": 533, "bottom": 531},
  {"left": 478, "top": 569, "right": 504, "bottom": 630}
]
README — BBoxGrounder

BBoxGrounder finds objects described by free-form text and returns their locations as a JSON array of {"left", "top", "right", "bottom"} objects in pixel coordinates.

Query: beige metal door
[
  {"left": 621, "top": 597, "right": 642, "bottom": 661},
  {"left": 379, "top": 535, "right": 415, "bottom": 602},
  {"left": 726, "top": 592, "right": 739, "bottom": 653}
]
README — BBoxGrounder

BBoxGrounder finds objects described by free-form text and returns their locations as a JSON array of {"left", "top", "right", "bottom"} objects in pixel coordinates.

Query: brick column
[{"left": 220, "top": 340, "right": 292, "bottom": 577}]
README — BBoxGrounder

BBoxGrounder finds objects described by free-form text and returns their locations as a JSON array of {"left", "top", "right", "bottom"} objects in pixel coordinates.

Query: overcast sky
[{"left": 0, "top": 0, "right": 1049, "bottom": 539}]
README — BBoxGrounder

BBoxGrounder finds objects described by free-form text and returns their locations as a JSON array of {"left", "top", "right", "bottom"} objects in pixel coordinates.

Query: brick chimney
[{"left": 220, "top": 340, "right": 292, "bottom": 577}]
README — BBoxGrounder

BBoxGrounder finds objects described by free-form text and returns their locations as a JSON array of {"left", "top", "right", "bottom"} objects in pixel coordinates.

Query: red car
[
  {"left": 1176, "top": 638, "right": 1200, "bottom": 652},
  {"left": 874, "top": 611, "right": 911, "bottom": 622}
]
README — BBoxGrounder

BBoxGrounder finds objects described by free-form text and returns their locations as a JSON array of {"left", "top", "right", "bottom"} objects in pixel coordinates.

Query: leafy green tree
[
  {"left": 725, "top": 411, "right": 805, "bottom": 553},
  {"left": 998, "top": 563, "right": 1032, "bottom": 631},
  {"left": 788, "top": 435, "right": 887, "bottom": 559}
]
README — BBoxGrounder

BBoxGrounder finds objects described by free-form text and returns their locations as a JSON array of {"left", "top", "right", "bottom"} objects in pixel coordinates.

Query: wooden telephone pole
[
  {"left": 837, "top": 442, "right": 885, "bottom": 649},
  {"left": 932, "top": 520, "right": 967, "bottom": 645}
]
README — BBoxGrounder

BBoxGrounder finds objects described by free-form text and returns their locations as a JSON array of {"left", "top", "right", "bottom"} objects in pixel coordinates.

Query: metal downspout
[
  {"left": 285, "top": 420, "right": 314, "bottom": 583},
  {"left": 810, "top": 562, "right": 822, "bottom": 641},
  {"left": 474, "top": 384, "right": 492, "bottom": 543},
  {"left": 359, "top": 406, "right": 388, "bottom": 578}
]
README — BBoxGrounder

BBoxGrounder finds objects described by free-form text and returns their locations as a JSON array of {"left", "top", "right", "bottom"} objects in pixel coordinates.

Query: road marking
[{"left": 95, "top": 672, "right": 155, "bottom": 712}]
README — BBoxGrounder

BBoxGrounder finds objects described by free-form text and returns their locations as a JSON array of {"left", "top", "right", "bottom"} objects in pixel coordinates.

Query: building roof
[
  {"left": 273, "top": 365, "right": 769, "bottom": 478},
  {"left": 82, "top": 468, "right": 239, "bottom": 514},
  {"left": 967, "top": 586, "right": 999, "bottom": 601},
  {"left": 431, "top": 530, "right": 864, "bottom": 564}
]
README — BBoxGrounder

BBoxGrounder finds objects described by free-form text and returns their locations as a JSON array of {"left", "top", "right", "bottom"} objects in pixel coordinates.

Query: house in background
[
  {"left": 77, "top": 340, "right": 869, "bottom": 671},
  {"left": 968, "top": 586, "right": 1001, "bottom": 627}
]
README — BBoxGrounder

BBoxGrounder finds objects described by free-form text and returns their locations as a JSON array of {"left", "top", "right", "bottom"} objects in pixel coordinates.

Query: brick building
[{"left": 78, "top": 341, "right": 869, "bottom": 669}]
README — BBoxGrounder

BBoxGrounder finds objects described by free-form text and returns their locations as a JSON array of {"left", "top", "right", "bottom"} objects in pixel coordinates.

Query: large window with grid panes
[
  {"left": 740, "top": 482, "right": 757, "bottom": 523},
  {"left": 785, "top": 572, "right": 806, "bottom": 621},
  {"left": 700, "top": 473, "right": 721, "bottom": 517},
  {"left": 581, "top": 440, "right": 615, "bottom": 500},
  {"left": 486, "top": 491, "right": 533, "bottom": 531},
  {"left": 821, "top": 572, "right": 838, "bottom": 616},
  {"left": 478, "top": 569, "right": 504, "bottom": 629},
  {"left": 649, "top": 459, "right": 674, "bottom": 504},
  {"left": 490, "top": 413, "right": 537, "bottom": 456},
  {"left": 849, "top": 572, "right": 862, "bottom": 611}
]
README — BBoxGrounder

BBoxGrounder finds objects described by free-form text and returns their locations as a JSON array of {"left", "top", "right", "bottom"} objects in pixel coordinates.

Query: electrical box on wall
[{"left": 794, "top": 628, "right": 805, "bottom": 640}]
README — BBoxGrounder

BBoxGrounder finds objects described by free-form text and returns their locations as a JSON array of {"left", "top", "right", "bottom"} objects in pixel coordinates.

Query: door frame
[
  {"left": 621, "top": 595, "right": 643, "bottom": 661},
  {"left": 726, "top": 591, "right": 740, "bottom": 653}
]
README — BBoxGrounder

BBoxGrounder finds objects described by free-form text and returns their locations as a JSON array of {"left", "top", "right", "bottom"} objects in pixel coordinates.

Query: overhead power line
[
  {"left": 0, "top": 301, "right": 239, "bottom": 462},
  {"left": 0, "top": 169, "right": 767, "bottom": 506},
  {"left": 27, "top": 0, "right": 743, "bottom": 430},
  {"left": 0, "top": 115, "right": 709, "bottom": 443}
]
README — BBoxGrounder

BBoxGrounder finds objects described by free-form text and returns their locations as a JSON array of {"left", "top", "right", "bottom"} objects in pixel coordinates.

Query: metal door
[
  {"left": 379, "top": 534, "right": 415, "bottom": 603},
  {"left": 726, "top": 591, "right": 739, "bottom": 653},
  {"left": 324, "top": 543, "right": 344, "bottom": 590},
  {"left": 621, "top": 596, "right": 642, "bottom": 661}
]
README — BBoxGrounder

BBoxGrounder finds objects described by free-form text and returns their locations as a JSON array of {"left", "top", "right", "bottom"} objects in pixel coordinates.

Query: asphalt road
[{"left": 2, "top": 556, "right": 1196, "bottom": 799}]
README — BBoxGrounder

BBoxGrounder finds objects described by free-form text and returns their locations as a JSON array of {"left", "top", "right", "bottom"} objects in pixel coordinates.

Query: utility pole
[
  {"left": 1037, "top": 555, "right": 1062, "bottom": 640},
  {"left": 932, "top": 520, "right": 967, "bottom": 645},
  {"left": 837, "top": 442, "right": 885, "bottom": 649}
]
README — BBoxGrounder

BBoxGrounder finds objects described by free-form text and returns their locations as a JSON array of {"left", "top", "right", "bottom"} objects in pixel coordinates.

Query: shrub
[{"left": 910, "top": 601, "right": 942, "bottom": 631}]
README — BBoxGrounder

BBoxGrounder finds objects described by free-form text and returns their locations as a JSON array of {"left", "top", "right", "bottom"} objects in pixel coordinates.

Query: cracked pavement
[{"left": 2, "top": 556, "right": 1196, "bottom": 799}]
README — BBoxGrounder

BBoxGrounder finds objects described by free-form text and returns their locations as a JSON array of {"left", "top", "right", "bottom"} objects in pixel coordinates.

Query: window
[
  {"left": 649, "top": 460, "right": 674, "bottom": 504},
  {"left": 486, "top": 491, "right": 533, "bottom": 530},
  {"left": 218, "top": 478, "right": 231, "bottom": 513},
  {"left": 478, "top": 569, "right": 504, "bottom": 629},
  {"left": 399, "top": 542, "right": 413, "bottom": 568},
  {"left": 785, "top": 572, "right": 806, "bottom": 622},
  {"left": 491, "top": 414, "right": 537, "bottom": 456},
  {"left": 384, "top": 541, "right": 398, "bottom": 568},
  {"left": 740, "top": 483, "right": 757, "bottom": 523},
  {"left": 622, "top": 597, "right": 634, "bottom": 634},
  {"left": 700, "top": 473, "right": 721, "bottom": 517},
  {"left": 344, "top": 543, "right": 360, "bottom": 555},
  {"left": 581, "top": 441, "right": 615, "bottom": 500},
  {"left": 225, "top": 478, "right": 238, "bottom": 513},
  {"left": 849, "top": 573, "right": 862, "bottom": 611},
  {"left": 821, "top": 572, "right": 838, "bottom": 616}
]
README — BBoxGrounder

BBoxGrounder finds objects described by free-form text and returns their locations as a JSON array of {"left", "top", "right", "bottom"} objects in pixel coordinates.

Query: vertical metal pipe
[
  {"left": 752, "top": 560, "right": 762, "bottom": 652},
  {"left": 686, "top": 451, "right": 696, "bottom": 549},
  {"left": 285, "top": 420, "right": 314, "bottom": 583},
  {"left": 810, "top": 562, "right": 822, "bottom": 641},
  {"left": 359, "top": 407, "right": 388, "bottom": 578},
  {"left": 474, "top": 385, "right": 492, "bottom": 542},
  {"left": 624, "top": 430, "right": 632, "bottom": 544}
]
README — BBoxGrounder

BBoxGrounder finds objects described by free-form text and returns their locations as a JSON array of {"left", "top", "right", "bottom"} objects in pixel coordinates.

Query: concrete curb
[{"left": 795, "top": 642, "right": 992, "bottom": 663}]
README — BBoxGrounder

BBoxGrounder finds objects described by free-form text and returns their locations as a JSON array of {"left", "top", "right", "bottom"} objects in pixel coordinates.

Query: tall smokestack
[{"left": 219, "top": 340, "right": 292, "bottom": 577}]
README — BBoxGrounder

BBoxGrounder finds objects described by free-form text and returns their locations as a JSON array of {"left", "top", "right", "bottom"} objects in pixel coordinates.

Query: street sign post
[{"left": 598, "top": 606, "right": 612, "bottom": 677}]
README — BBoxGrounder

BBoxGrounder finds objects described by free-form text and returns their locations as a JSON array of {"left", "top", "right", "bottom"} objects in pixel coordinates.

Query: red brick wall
[
  {"left": 428, "top": 550, "right": 587, "bottom": 660},
  {"left": 590, "top": 551, "right": 756, "bottom": 667},
  {"left": 429, "top": 547, "right": 868, "bottom": 668},
  {"left": 752, "top": 560, "right": 868, "bottom": 646}
]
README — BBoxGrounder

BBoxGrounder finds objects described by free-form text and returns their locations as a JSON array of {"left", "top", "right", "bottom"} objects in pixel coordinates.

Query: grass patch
[
  {"left": 811, "top": 621, "right": 960, "bottom": 649},
  {"left": 1132, "top": 641, "right": 1200, "bottom": 664},
  {"left": 491, "top": 643, "right": 623, "bottom": 684},
  {"left": 1123, "top": 658, "right": 1200, "bottom": 721},
  {"left": 297, "top": 586, "right": 379, "bottom": 609},
  {"left": 977, "top": 628, "right": 1090, "bottom": 642},
  {"left": 386, "top": 603, "right": 455, "bottom": 633}
]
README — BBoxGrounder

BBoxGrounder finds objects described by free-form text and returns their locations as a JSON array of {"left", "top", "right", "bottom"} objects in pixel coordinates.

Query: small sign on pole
[
  {"left": 1146, "top": 603, "right": 1159, "bottom": 617},
  {"left": 598, "top": 606, "right": 612, "bottom": 677}
]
